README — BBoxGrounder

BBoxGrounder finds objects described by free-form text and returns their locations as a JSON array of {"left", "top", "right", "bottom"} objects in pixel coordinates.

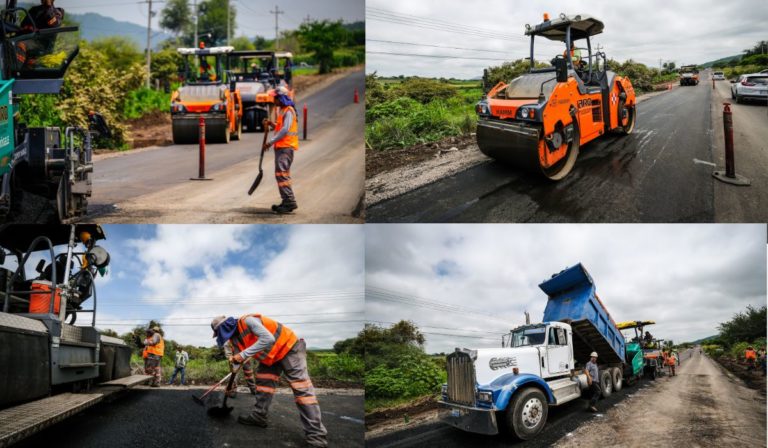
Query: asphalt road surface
[
  {"left": 368, "top": 82, "right": 721, "bottom": 223},
  {"left": 367, "top": 374, "right": 665, "bottom": 448},
  {"left": 87, "top": 70, "right": 364, "bottom": 223},
  {"left": 15, "top": 387, "right": 364, "bottom": 448},
  {"left": 556, "top": 348, "right": 766, "bottom": 447}
]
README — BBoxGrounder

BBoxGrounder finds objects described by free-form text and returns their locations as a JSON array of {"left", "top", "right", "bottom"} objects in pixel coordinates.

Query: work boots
[
  {"left": 272, "top": 200, "right": 298, "bottom": 214},
  {"left": 237, "top": 413, "right": 268, "bottom": 427}
]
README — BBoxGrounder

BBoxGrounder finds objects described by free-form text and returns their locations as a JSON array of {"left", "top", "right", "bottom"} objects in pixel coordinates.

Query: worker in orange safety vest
[
  {"left": 665, "top": 351, "right": 676, "bottom": 376},
  {"left": 211, "top": 314, "right": 327, "bottom": 447},
  {"left": 745, "top": 346, "right": 757, "bottom": 371},
  {"left": 142, "top": 326, "right": 165, "bottom": 387},
  {"left": 263, "top": 85, "right": 299, "bottom": 214}
]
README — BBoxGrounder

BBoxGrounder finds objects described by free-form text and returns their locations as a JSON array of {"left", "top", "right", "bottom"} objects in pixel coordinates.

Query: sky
[
  {"left": 3, "top": 225, "right": 364, "bottom": 348},
  {"left": 366, "top": 0, "right": 768, "bottom": 78},
  {"left": 365, "top": 224, "right": 767, "bottom": 354},
  {"left": 62, "top": 0, "right": 364, "bottom": 38}
]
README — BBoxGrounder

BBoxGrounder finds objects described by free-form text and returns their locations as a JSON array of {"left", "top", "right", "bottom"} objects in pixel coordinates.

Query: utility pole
[
  {"left": 145, "top": 0, "right": 152, "bottom": 88},
  {"left": 193, "top": 0, "right": 198, "bottom": 47},
  {"left": 226, "top": 0, "right": 230, "bottom": 46},
  {"left": 269, "top": 5, "right": 284, "bottom": 49},
  {"left": 303, "top": 14, "right": 311, "bottom": 25}
]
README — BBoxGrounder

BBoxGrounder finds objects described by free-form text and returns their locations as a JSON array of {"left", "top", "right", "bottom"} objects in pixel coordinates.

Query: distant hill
[
  {"left": 700, "top": 55, "right": 741, "bottom": 68},
  {"left": 690, "top": 335, "right": 719, "bottom": 344},
  {"left": 69, "top": 12, "right": 172, "bottom": 49}
]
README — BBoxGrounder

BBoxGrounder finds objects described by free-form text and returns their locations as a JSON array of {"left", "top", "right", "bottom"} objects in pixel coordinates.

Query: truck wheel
[
  {"left": 600, "top": 370, "right": 613, "bottom": 398},
  {"left": 505, "top": 388, "right": 548, "bottom": 441},
  {"left": 735, "top": 95, "right": 743, "bottom": 104},
  {"left": 611, "top": 368, "right": 623, "bottom": 392},
  {"left": 618, "top": 105, "right": 636, "bottom": 135}
]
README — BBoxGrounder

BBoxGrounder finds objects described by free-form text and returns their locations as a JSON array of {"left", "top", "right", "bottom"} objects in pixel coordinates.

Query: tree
[
  {"left": 100, "top": 328, "right": 119, "bottom": 337},
  {"left": 485, "top": 59, "right": 548, "bottom": 87},
  {"left": 297, "top": 20, "right": 346, "bottom": 74},
  {"left": 89, "top": 36, "right": 142, "bottom": 72},
  {"left": 197, "top": 0, "right": 236, "bottom": 46},
  {"left": 717, "top": 305, "right": 767, "bottom": 346},
  {"left": 252, "top": 36, "right": 269, "bottom": 50},
  {"left": 160, "top": 0, "right": 191, "bottom": 38},
  {"left": 230, "top": 35, "right": 255, "bottom": 51}
]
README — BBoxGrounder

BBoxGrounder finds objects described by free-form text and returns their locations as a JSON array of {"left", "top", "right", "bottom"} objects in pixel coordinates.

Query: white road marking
[{"left": 693, "top": 158, "right": 716, "bottom": 167}]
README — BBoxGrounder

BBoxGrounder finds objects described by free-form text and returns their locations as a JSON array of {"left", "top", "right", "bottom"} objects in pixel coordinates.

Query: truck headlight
[
  {"left": 477, "top": 390, "right": 493, "bottom": 403},
  {"left": 171, "top": 103, "right": 186, "bottom": 114}
]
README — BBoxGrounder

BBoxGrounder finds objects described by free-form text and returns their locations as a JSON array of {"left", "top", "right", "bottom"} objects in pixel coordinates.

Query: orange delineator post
[
  {"left": 712, "top": 102, "right": 750, "bottom": 186},
  {"left": 354, "top": 88, "right": 359, "bottom": 103},
  {"left": 190, "top": 116, "right": 212, "bottom": 181},
  {"left": 303, "top": 103, "right": 308, "bottom": 140}
]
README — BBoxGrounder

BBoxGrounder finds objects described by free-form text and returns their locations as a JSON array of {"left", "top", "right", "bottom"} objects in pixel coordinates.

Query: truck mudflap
[
  {"left": 438, "top": 401, "right": 498, "bottom": 435},
  {"left": 476, "top": 118, "right": 541, "bottom": 173}
]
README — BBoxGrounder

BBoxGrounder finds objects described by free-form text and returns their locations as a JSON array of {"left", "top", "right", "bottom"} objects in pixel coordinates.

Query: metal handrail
[{"left": 2, "top": 235, "right": 55, "bottom": 313}]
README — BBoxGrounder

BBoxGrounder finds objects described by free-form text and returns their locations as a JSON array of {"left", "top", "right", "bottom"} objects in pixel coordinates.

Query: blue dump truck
[{"left": 439, "top": 263, "right": 644, "bottom": 441}]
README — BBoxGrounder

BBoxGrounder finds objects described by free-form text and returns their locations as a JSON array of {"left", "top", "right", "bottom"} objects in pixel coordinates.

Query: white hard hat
[{"left": 590, "top": 352, "right": 598, "bottom": 358}]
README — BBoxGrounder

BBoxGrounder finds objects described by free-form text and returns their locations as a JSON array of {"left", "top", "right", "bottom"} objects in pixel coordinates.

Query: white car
[
  {"left": 731, "top": 73, "right": 768, "bottom": 103},
  {"left": 712, "top": 71, "right": 725, "bottom": 80}
]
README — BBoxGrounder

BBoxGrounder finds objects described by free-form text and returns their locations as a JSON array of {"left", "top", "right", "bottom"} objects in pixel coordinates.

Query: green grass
[
  {"left": 365, "top": 395, "right": 436, "bottom": 413},
  {"left": 293, "top": 66, "right": 319, "bottom": 76}
]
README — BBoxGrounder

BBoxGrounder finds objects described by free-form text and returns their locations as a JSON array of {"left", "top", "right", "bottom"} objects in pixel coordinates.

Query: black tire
[
  {"left": 504, "top": 388, "right": 548, "bottom": 441},
  {"left": 245, "top": 110, "right": 256, "bottom": 132},
  {"left": 731, "top": 89, "right": 736, "bottom": 100},
  {"left": 541, "top": 123, "right": 579, "bottom": 181},
  {"left": 600, "top": 370, "right": 613, "bottom": 398},
  {"left": 611, "top": 367, "right": 623, "bottom": 392},
  {"left": 735, "top": 95, "right": 743, "bottom": 104},
  {"left": 618, "top": 105, "right": 636, "bottom": 135}
]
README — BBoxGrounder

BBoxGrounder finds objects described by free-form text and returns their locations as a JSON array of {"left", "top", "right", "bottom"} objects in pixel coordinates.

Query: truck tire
[
  {"left": 600, "top": 370, "right": 613, "bottom": 398},
  {"left": 504, "top": 387, "right": 548, "bottom": 441},
  {"left": 611, "top": 367, "right": 623, "bottom": 392}
]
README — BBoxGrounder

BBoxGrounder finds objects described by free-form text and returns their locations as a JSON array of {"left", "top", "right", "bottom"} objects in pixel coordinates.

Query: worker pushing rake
[
  {"left": 248, "top": 86, "right": 301, "bottom": 214},
  {"left": 193, "top": 313, "right": 327, "bottom": 448}
]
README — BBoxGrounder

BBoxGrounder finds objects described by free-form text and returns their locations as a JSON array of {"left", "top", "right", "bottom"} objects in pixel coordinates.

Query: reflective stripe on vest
[
  {"left": 274, "top": 106, "right": 299, "bottom": 150},
  {"left": 146, "top": 336, "right": 164, "bottom": 356},
  {"left": 234, "top": 314, "right": 298, "bottom": 366}
]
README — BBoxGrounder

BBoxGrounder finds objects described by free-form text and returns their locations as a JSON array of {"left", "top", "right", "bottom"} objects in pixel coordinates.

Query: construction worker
[
  {"left": 142, "top": 326, "right": 165, "bottom": 387},
  {"left": 223, "top": 340, "right": 257, "bottom": 397},
  {"left": 584, "top": 351, "right": 600, "bottom": 413},
  {"left": 665, "top": 351, "right": 676, "bottom": 376},
  {"left": 199, "top": 58, "right": 216, "bottom": 82},
  {"left": 745, "top": 346, "right": 757, "bottom": 371},
  {"left": 21, "top": 0, "right": 64, "bottom": 32},
  {"left": 264, "top": 86, "right": 299, "bottom": 214},
  {"left": 168, "top": 347, "right": 189, "bottom": 386},
  {"left": 563, "top": 42, "right": 583, "bottom": 68},
  {"left": 211, "top": 314, "right": 327, "bottom": 447}
]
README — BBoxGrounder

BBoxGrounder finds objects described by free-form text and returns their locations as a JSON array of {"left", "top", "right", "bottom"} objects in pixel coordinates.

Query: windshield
[
  {"left": 11, "top": 27, "right": 79, "bottom": 78},
  {"left": 509, "top": 326, "right": 546, "bottom": 347},
  {"left": 503, "top": 72, "right": 557, "bottom": 99}
]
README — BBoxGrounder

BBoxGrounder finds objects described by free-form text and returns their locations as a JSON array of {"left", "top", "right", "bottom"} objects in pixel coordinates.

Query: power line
[
  {"left": 95, "top": 311, "right": 364, "bottom": 322},
  {"left": 97, "top": 319, "right": 366, "bottom": 327},
  {"left": 367, "top": 38, "right": 513, "bottom": 55},
  {"left": 367, "top": 51, "right": 510, "bottom": 61}
]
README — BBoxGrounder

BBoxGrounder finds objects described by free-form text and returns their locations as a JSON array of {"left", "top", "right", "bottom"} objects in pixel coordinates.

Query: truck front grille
[{"left": 446, "top": 351, "right": 476, "bottom": 406}]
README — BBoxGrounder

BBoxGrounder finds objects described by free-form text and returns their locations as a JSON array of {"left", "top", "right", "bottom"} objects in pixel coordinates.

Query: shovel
[
  {"left": 248, "top": 121, "right": 270, "bottom": 195},
  {"left": 192, "top": 371, "right": 233, "bottom": 406}
]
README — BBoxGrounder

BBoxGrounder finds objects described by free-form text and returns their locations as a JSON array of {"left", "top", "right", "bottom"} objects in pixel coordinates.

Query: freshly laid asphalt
[
  {"left": 15, "top": 388, "right": 364, "bottom": 448},
  {"left": 368, "top": 80, "right": 720, "bottom": 223}
]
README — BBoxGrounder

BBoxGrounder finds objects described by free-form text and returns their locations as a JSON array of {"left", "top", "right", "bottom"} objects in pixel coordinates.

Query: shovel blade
[{"left": 248, "top": 170, "right": 264, "bottom": 195}]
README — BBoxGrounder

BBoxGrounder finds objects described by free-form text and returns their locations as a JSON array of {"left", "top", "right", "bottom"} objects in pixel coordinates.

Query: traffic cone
[{"left": 354, "top": 88, "right": 359, "bottom": 104}]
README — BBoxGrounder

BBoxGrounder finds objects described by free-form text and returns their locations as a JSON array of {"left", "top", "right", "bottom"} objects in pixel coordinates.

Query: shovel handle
[{"left": 198, "top": 372, "right": 233, "bottom": 400}]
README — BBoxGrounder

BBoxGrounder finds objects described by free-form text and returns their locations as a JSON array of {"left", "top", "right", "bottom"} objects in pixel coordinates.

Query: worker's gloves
[{"left": 228, "top": 353, "right": 244, "bottom": 364}]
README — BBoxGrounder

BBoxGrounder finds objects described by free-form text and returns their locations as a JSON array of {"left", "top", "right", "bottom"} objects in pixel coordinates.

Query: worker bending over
[
  {"left": 263, "top": 86, "right": 299, "bottom": 214},
  {"left": 211, "top": 314, "right": 327, "bottom": 447}
]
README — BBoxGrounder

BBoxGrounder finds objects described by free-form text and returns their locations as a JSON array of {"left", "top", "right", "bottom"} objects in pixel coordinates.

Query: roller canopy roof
[{"left": 526, "top": 14, "right": 604, "bottom": 41}]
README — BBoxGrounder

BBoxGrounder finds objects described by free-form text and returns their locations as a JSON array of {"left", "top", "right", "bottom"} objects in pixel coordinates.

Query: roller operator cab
[
  {"left": 476, "top": 13, "right": 636, "bottom": 180},
  {"left": 439, "top": 264, "right": 636, "bottom": 441},
  {"left": 171, "top": 44, "right": 243, "bottom": 144},
  {"left": 0, "top": 0, "right": 111, "bottom": 222},
  {"left": 228, "top": 50, "right": 295, "bottom": 132}
]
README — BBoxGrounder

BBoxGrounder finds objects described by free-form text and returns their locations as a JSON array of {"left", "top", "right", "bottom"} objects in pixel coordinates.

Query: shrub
[
  {"left": 365, "top": 353, "right": 446, "bottom": 399},
  {"left": 392, "top": 78, "right": 457, "bottom": 104},
  {"left": 122, "top": 87, "right": 170, "bottom": 119}
]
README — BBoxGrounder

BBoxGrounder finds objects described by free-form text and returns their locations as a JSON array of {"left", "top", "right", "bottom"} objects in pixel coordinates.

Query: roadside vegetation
[
  {"left": 101, "top": 322, "right": 364, "bottom": 386},
  {"left": 21, "top": 1, "right": 363, "bottom": 149},
  {"left": 366, "top": 58, "right": 679, "bottom": 152},
  {"left": 699, "top": 305, "right": 766, "bottom": 359},
  {"left": 708, "top": 41, "right": 768, "bottom": 79}
]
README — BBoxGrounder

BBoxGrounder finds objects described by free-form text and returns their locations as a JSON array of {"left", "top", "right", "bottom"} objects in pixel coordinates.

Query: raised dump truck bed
[{"left": 540, "top": 263, "right": 625, "bottom": 365}]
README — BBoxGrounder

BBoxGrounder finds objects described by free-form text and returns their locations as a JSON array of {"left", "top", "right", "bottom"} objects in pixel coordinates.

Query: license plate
[{"left": 450, "top": 408, "right": 467, "bottom": 418}]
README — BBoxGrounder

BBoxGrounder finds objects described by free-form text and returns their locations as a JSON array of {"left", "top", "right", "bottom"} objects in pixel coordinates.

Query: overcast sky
[
  {"left": 366, "top": 0, "right": 768, "bottom": 78},
  {"left": 366, "top": 224, "right": 766, "bottom": 354},
  {"left": 4, "top": 225, "right": 364, "bottom": 348},
  {"left": 63, "top": 0, "right": 363, "bottom": 38}
]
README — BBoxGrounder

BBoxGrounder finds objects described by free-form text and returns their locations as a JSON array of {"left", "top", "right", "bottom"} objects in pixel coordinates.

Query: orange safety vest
[
  {"left": 745, "top": 349, "right": 757, "bottom": 360},
  {"left": 142, "top": 347, "right": 148, "bottom": 359},
  {"left": 233, "top": 314, "right": 298, "bottom": 366},
  {"left": 666, "top": 355, "right": 675, "bottom": 366},
  {"left": 146, "top": 335, "right": 165, "bottom": 357},
  {"left": 274, "top": 106, "right": 299, "bottom": 150}
]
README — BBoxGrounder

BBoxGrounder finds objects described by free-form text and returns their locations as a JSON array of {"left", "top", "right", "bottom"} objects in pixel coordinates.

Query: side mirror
[
  {"left": 35, "top": 259, "right": 45, "bottom": 273},
  {"left": 554, "top": 57, "right": 568, "bottom": 83}
]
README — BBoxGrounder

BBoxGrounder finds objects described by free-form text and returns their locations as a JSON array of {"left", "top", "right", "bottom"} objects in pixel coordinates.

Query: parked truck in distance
[
  {"left": 679, "top": 65, "right": 700, "bottom": 86},
  {"left": 439, "top": 263, "right": 645, "bottom": 441}
]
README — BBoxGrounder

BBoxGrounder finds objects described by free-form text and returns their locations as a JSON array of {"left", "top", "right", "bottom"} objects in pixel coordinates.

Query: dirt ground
[
  {"left": 364, "top": 84, "right": 677, "bottom": 207},
  {"left": 118, "top": 65, "right": 365, "bottom": 151},
  {"left": 554, "top": 348, "right": 766, "bottom": 448}
]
